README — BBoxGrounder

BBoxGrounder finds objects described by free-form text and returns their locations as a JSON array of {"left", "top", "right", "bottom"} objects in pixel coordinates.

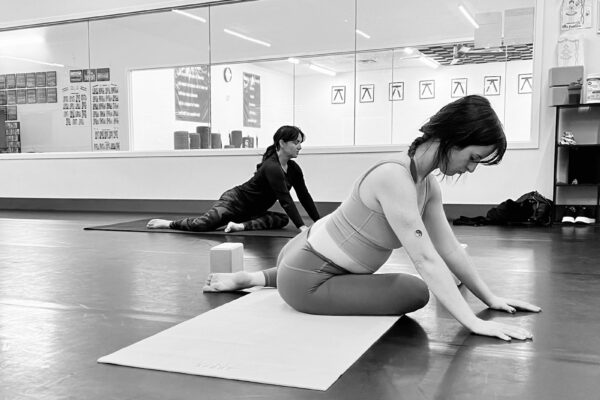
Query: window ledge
[{"left": 0, "top": 141, "right": 539, "bottom": 161}]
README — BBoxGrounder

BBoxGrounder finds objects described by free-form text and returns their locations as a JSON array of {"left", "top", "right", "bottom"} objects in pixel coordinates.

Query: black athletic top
[{"left": 233, "top": 155, "right": 320, "bottom": 228}]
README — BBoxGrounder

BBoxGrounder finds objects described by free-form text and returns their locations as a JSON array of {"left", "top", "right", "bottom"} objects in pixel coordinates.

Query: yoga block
[{"left": 210, "top": 243, "right": 244, "bottom": 273}]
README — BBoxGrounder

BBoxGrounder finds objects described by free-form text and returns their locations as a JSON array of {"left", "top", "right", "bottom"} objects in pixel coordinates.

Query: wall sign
[
  {"left": 331, "top": 86, "right": 346, "bottom": 104},
  {"left": 389, "top": 82, "right": 404, "bottom": 101},
  {"left": 359, "top": 84, "right": 374, "bottom": 103},
  {"left": 243, "top": 72, "right": 261, "bottom": 128},
  {"left": 174, "top": 65, "right": 209, "bottom": 123},
  {"left": 451, "top": 78, "right": 467, "bottom": 98},
  {"left": 484, "top": 76, "right": 501, "bottom": 96},
  {"left": 518, "top": 73, "right": 533, "bottom": 94},
  {"left": 419, "top": 80, "right": 435, "bottom": 99}
]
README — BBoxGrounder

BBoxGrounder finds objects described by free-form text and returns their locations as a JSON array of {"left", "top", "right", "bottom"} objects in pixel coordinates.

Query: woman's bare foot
[
  {"left": 224, "top": 221, "right": 245, "bottom": 233},
  {"left": 146, "top": 219, "right": 172, "bottom": 229},
  {"left": 203, "top": 271, "right": 262, "bottom": 292}
]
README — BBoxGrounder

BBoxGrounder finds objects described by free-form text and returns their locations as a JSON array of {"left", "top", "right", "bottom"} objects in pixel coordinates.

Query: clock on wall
[{"left": 223, "top": 67, "right": 232, "bottom": 82}]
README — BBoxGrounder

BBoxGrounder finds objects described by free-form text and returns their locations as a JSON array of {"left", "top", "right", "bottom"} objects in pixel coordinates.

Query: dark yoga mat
[{"left": 84, "top": 218, "right": 301, "bottom": 238}]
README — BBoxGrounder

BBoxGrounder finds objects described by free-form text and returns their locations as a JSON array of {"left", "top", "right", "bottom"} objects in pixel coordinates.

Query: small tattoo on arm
[{"left": 415, "top": 229, "right": 422, "bottom": 237}]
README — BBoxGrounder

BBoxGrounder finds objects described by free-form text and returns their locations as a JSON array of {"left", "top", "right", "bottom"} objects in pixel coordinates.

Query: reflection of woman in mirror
[
  {"left": 147, "top": 125, "right": 320, "bottom": 233},
  {"left": 203, "top": 96, "right": 541, "bottom": 341}
]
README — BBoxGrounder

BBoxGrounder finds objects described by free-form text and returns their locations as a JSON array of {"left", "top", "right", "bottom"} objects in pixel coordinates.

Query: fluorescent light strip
[
  {"left": 172, "top": 9, "right": 206, "bottom": 23},
  {"left": 0, "top": 55, "right": 64, "bottom": 67},
  {"left": 458, "top": 5, "right": 479, "bottom": 29},
  {"left": 355, "top": 29, "right": 371, "bottom": 39},
  {"left": 309, "top": 64, "right": 336, "bottom": 76},
  {"left": 224, "top": 28, "right": 271, "bottom": 47},
  {"left": 0, "top": 35, "right": 44, "bottom": 48},
  {"left": 419, "top": 56, "right": 440, "bottom": 69},
  {"left": 287, "top": 57, "right": 300, "bottom": 64}
]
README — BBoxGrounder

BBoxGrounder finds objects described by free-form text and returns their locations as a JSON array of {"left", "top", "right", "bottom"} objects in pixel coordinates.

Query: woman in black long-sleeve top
[{"left": 147, "top": 126, "right": 320, "bottom": 232}]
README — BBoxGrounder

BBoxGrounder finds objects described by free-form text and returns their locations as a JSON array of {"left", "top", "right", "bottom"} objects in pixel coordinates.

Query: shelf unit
[{"left": 552, "top": 103, "right": 600, "bottom": 224}]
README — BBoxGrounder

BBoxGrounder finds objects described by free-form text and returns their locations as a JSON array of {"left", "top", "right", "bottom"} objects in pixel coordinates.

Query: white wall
[{"left": 1, "top": 0, "right": 597, "bottom": 207}]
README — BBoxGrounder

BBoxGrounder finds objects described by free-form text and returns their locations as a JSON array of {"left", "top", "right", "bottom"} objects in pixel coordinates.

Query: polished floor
[{"left": 0, "top": 210, "right": 599, "bottom": 400}]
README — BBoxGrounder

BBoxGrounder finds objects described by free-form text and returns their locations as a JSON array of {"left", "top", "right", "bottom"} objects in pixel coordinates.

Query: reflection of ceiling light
[
  {"left": 287, "top": 57, "right": 300, "bottom": 64},
  {"left": 0, "top": 33, "right": 44, "bottom": 48},
  {"left": 355, "top": 29, "right": 370, "bottom": 39},
  {"left": 458, "top": 5, "right": 479, "bottom": 29},
  {"left": 309, "top": 64, "right": 336, "bottom": 76},
  {"left": 0, "top": 55, "right": 64, "bottom": 67},
  {"left": 419, "top": 56, "right": 440, "bottom": 69},
  {"left": 224, "top": 28, "right": 271, "bottom": 47},
  {"left": 172, "top": 9, "right": 207, "bottom": 23}
]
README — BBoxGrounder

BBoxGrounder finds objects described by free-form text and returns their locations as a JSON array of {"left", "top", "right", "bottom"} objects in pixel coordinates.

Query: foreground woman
[{"left": 204, "top": 96, "right": 541, "bottom": 341}]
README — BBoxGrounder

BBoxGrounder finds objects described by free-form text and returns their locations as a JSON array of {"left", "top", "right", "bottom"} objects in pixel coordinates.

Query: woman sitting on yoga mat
[
  {"left": 147, "top": 125, "right": 320, "bottom": 233},
  {"left": 203, "top": 95, "right": 541, "bottom": 342}
]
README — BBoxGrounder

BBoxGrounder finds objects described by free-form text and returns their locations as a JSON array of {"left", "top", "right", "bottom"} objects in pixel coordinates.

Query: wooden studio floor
[{"left": 0, "top": 210, "right": 599, "bottom": 400}]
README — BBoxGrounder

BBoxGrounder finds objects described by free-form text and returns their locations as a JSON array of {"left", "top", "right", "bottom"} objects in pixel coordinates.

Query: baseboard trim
[{"left": 0, "top": 198, "right": 493, "bottom": 220}]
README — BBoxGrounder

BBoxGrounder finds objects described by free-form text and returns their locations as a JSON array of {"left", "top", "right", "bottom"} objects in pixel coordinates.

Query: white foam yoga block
[{"left": 210, "top": 243, "right": 244, "bottom": 273}]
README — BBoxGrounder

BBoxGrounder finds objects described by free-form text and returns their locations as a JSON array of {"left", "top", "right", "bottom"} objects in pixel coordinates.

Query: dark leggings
[
  {"left": 170, "top": 189, "right": 289, "bottom": 232},
  {"left": 261, "top": 229, "right": 430, "bottom": 316}
]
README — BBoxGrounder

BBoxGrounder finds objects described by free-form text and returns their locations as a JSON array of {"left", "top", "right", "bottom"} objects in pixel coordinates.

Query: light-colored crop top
[{"left": 307, "top": 159, "right": 431, "bottom": 273}]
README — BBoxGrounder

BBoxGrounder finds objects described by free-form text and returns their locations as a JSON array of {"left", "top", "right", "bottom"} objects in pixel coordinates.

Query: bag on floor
[{"left": 486, "top": 191, "right": 553, "bottom": 226}]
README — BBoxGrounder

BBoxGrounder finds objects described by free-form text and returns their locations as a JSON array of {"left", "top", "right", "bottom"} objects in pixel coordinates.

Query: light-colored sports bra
[{"left": 307, "top": 158, "right": 430, "bottom": 273}]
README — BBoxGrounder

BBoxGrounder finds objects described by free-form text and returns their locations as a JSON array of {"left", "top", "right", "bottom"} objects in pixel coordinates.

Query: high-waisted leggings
[
  {"left": 170, "top": 188, "right": 289, "bottom": 232},
  {"left": 261, "top": 228, "right": 430, "bottom": 316}
]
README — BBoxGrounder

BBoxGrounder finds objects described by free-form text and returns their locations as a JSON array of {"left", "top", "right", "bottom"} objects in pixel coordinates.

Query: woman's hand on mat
[
  {"left": 486, "top": 296, "right": 542, "bottom": 314},
  {"left": 146, "top": 219, "right": 172, "bottom": 229},
  {"left": 470, "top": 319, "right": 533, "bottom": 341}
]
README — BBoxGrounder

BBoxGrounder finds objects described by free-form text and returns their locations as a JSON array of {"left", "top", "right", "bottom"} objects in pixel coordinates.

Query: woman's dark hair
[
  {"left": 408, "top": 95, "right": 506, "bottom": 170},
  {"left": 256, "top": 125, "right": 305, "bottom": 169}
]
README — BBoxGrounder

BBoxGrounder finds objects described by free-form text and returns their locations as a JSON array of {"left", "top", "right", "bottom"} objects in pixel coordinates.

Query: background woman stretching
[{"left": 147, "top": 125, "right": 320, "bottom": 232}]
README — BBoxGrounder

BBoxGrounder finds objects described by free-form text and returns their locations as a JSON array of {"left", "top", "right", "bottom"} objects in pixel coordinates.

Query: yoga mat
[
  {"left": 98, "top": 289, "right": 399, "bottom": 390},
  {"left": 84, "top": 218, "right": 300, "bottom": 238}
]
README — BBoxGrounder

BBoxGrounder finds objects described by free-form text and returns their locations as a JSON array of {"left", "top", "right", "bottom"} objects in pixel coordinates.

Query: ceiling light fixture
[
  {"left": 287, "top": 57, "right": 300, "bottom": 64},
  {"left": 172, "top": 9, "right": 207, "bottom": 23},
  {"left": 224, "top": 28, "right": 271, "bottom": 47},
  {"left": 0, "top": 33, "right": 44, "bottom": 48},
  {"left": 309, "top": 64, "right": 336, "bottom": 76},
  {"left": 458, "top": 5, "right": 479, "bottom": 29},
  {"left": 419, "top": 56, "right": 440, "bottom": 69},
  {"left": 0, "top": 55, "right": 64, "bottom": 67},
  {"left": 355, "top": 29, "right": 371, "bottom": 39},
  {"left": 403, "top": 47, "right": 415, "bottom": 55}
]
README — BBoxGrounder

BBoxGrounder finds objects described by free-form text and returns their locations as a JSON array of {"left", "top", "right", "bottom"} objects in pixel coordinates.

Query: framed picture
[
  {"left": 518, "top": 73, "right": 533, "bottom": 94},
  {"left": 331, "top": 86, "right": 346, "bottom": 104},
  {"left": 389, "top": 82, "right": 404, "bottom": 101},
  {"left": 359, "top": 84, "right": 374, "bottom": 103},
  {"left": 484, "top": 76, "right": 501, "bottom": 96},
  {"left": 419, "top": 80, "right": 435, "bottom": 99},
  {"left": 451, "top": 78, "right": 467, "bottom": 98}
]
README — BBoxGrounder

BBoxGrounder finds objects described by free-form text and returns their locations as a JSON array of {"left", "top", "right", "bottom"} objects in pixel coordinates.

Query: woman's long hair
[
  {"left": 408, "top": 95, "right": 506, "bottom": 170},
  {"left": 256, "top": 125, "right": 305, "bottom": 169}
]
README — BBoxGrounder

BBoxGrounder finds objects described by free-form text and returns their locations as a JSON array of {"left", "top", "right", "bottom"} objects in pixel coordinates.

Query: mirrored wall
[{"left": 0, "top": 0, "right": 536, "bottom": 154}]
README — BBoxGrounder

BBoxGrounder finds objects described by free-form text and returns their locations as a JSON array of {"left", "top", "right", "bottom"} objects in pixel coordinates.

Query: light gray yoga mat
[{"left": 98, "top": 289, "right": 400, "bottom": 390}]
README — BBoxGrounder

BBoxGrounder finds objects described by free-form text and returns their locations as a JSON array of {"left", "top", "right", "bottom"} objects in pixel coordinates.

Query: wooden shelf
[
  {"left": 555, "top": 183, "right": 600, "bottom": 187},
  {"left": 552, "top": 103, "right": 600, "bottom": 109},
  {"left": 557, "top": 144, "right": 600, "bottom": 148}
]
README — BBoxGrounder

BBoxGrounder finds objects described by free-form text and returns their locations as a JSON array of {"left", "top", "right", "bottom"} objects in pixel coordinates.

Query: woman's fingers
[
  {"left": 500, "top": 323, "right": 533, "bottom": 340},
  {"left": 474, "top": 321, "right": 533, "bottom": 341},
  {"left": 507, "top": 299, "right": 542, "bottom": 313}
]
